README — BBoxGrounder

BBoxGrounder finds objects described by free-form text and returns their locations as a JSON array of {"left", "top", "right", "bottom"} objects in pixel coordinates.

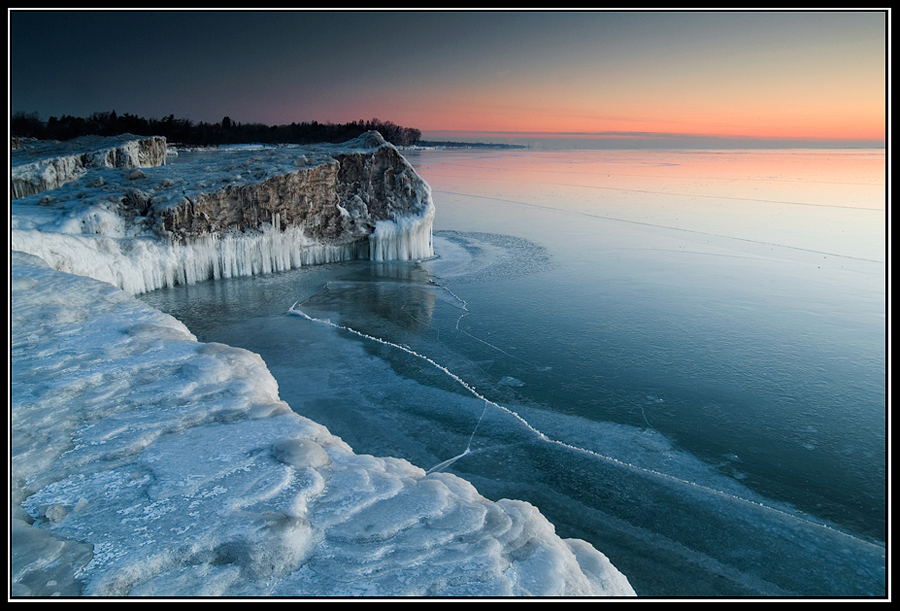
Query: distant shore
[{"left": 411, "top": 140, "right": 530, "bottom": 150}]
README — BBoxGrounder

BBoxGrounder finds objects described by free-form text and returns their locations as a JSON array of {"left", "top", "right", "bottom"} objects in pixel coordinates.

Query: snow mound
[{"left": 10, "top": 251, "right": 635, "bottom": 598}]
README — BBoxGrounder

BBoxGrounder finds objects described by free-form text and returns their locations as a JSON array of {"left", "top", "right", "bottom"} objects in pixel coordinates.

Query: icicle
[
  {"left": 369, "top": 203, "right": 435, "bottom": 262},
  {"left": 13, "top": 197, "right": 434, "bottom": 295}
]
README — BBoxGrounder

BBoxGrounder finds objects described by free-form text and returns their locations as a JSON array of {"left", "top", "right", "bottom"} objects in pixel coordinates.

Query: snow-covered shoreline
[{"left": 10, "top": 135, "right": 635, "bottom": 597}]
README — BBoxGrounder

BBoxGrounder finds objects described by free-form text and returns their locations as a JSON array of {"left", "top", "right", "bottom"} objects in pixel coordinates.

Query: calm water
[{"left": 142, "top": 148, "right": 886, "bottom": 597}]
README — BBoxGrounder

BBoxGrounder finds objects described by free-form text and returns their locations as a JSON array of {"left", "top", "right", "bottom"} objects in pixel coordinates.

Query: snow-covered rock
[
  {"left": 10, "top": 251, "right": 635, "bottom": 598},
  {"left": 11, "top": 134, "right": 168, "bottom": 200},
  {"left": 11, "top": 131, "right": 434, "bottom": 295}
]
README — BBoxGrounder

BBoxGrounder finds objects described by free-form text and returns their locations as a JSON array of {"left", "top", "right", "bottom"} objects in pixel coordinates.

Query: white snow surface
[{"left": 9, "top": 136, "right": 634, "bottom": 597}]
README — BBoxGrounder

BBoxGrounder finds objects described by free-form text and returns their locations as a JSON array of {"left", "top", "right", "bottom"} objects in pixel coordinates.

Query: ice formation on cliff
[
  {"left": 11, "top": 134, "right": 168, "bottom": 200},
  {"left": 11, "top": 132, "right": 434, "bottom": 295}
]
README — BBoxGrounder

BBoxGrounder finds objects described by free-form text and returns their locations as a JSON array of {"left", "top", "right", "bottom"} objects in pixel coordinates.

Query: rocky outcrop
[
  {"left": 153, "top": 132, "right": 428, "bottom": 249},
  {"left": 150, "top": 132, "right": 427, "bottom": 249},
  {"left": 11, "top": 134, "right": 168, "bottom": 200},
  {"left": 11, "top": 131, "right": 435, "bottom": 294}
]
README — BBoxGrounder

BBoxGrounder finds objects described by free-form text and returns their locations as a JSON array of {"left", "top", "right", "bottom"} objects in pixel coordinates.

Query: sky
[{"left": 8, "top": 9, "right": 888, "bottom": 147}]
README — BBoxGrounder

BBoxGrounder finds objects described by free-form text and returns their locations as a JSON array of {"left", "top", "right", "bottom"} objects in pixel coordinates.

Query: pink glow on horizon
[{"left": 385, "top": 86, "right": 886, "bottom": 143}]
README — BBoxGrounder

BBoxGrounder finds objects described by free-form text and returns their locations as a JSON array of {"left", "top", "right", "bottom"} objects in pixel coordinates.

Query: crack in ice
[{"left": 286, "top": 301, "right": 884, "bottom": 551}]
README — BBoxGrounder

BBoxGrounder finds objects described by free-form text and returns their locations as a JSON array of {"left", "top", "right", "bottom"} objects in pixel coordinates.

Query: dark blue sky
[{"left": 9, "top": 9, "right": 887, "bottom": 145}]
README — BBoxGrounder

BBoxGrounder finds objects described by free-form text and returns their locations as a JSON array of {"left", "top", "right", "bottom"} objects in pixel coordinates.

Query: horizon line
[
  {"left": 421, "top": 128, "right": 885, "bottom": 144},
  {"left": 418, "top": 129, "right": 886, "bottom": 150}
]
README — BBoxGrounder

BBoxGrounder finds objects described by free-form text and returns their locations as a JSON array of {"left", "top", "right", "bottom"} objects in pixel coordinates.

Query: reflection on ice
[{"left": 299, "top": 265, "right": 436, "bottom": 334}]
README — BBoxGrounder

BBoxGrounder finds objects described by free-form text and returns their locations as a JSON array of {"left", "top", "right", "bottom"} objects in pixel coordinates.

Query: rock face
[
  {"left": 154, "top": 131, "right": 429, "bottom": 248},
  {"left": 11, "top": 134, "right": 168, "bottom": 200},
  {"left": 10, "top": 131, "right": 435, "bottom": 294}
]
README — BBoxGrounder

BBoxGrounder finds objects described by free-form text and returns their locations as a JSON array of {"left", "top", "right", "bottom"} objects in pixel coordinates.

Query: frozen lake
[{"left": 142, "top": 147, "right": 886, "bottom": 597}]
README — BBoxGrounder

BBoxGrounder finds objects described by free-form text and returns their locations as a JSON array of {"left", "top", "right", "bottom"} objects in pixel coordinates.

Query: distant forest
[{"left": 10, "top": 111, "right": 423, "bottom": 147}]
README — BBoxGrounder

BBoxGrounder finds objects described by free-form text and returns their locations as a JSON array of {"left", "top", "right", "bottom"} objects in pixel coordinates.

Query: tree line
[{"left": 11, "top": 111, "right": 423, "bottom": 147}]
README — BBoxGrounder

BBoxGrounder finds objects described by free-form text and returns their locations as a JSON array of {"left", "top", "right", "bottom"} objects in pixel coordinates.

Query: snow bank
[
  {"left": 10, "top": 251, "right": 635, "bottom": 597},
  {"left": 11, "top": 132, "right": 434, "bottom": 295}
]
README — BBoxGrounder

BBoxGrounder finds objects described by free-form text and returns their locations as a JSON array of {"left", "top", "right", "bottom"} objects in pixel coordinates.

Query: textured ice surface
[{"left": 10, "top": 251, "right": 635, "bottom": 597}]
